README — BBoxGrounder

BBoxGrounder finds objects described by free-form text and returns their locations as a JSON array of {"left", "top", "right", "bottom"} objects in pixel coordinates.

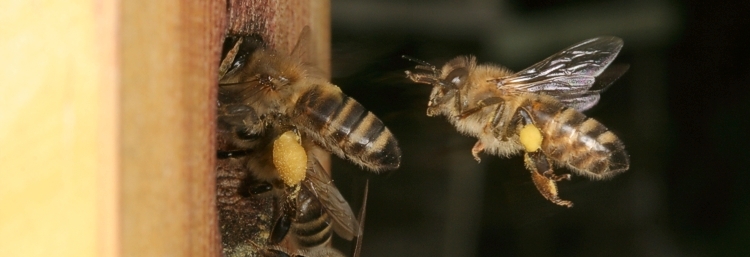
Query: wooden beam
[
  {"left": 0, "top": 0, "right": 118, "bottom": 256},
  {"left": 120, "top": 0, "right": 225, "bottom": 256},
  {"left": 0, "top": 0, "right": 328, "bottom": 256}
]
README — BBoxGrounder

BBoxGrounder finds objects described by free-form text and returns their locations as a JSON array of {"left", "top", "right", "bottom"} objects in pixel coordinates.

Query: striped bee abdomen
[
  {"left": 530, "top": 98, "right": 629, "bottom": 179},
  {"left": 292, "top": 187, "right": 333, "bottom": 248},
  {"left": 293, "top": 84, "right": 401, "bottom": 171}
]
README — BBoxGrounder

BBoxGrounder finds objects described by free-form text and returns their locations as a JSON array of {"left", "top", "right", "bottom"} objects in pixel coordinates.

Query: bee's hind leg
[
  {"left": 543, "top": 169, "right": 571, "bottom": 182},
  {"left": 269, "top": 184, "right": 301, "bottom": 244},
  {"left": 515, "top": 107, "right": 570, "bottom": 182},
  {"left": 524, "top": 152, "right": 573, "bottom": 207},
  {"left": 471, "top": 140, "right": 484, "bottom": 162}
]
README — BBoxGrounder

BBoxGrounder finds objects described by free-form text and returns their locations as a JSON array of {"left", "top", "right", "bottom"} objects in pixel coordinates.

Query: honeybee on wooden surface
[
  {"left": 217, "top": 27, "right": 389, "bottom": 256},
  {"left": 406, "top": 37, "right": 630, "bottom": 207},
  {"left": 218, "top": 28, "right": 401, "bottom": 172},
  {"left": 217, "top": 126, "right": 360, "bottom": 256}
]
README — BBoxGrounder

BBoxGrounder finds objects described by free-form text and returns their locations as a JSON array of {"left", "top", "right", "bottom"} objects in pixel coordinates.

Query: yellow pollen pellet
[
  {"left": 273, "top": 131, "right": 308, "bottom": 186},
  {"left": 519, "top": 124, "right": 543, "bottom": 152}
]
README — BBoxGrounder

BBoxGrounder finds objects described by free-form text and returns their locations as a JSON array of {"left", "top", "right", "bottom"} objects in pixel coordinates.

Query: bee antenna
[
  {"left": 402, "top": 55, "right": 439, "bottom": 73},
  {"left": 402, "top": 55, "right": 432, "bottom": 67},
  {"left": 403, "top": 55, "right": 442, "bottom": 81}
]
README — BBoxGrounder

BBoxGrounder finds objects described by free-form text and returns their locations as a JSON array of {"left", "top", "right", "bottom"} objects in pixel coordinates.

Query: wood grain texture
[
  {"left": 120, "top": 0, "right": 224, "bottom": 256},
  {"left": 2, "top": 0, "right": 228, "bottom": 255},
  {"left": 226, "top": 0, "right": 330, "bottom": 68}
]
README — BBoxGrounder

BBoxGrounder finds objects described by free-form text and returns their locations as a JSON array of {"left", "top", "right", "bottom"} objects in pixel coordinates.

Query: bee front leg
[
  {"left": 458, "top": 97, "right": 503, "bottom": 119},
  {"left": 490, "top": 99, "right": 531, "bottom": 142},
  {"left": 524, "top": 152, "right": 573, "bottom": 207},
  {"left": 488, "top": 103, "right": 514, "bottom": 141}
]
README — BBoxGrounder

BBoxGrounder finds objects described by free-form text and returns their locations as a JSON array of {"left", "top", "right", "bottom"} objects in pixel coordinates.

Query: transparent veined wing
[
  {"left": 302, "top": 158, "right": 360, "bottom": 240},
  {"left": 499, "top": 37, "right": 625, "bottom": 111}
]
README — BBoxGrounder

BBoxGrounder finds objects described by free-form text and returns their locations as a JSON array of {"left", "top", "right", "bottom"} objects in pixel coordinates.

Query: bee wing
[
  {"left": 557, "top": 63, "right": 630, "bottom": 111},
  {"left": 302, "top": 158, "right": 361, "bottom": 240},
  {"left": 218, "top": 76, "right": 271, "bottom": 109},
  {"left": 500, "top": 37, "right": 624, "bottom": 111},
  {"left": 291, "top": 26, "right": 314, "bottom": 65},
  {"left": 553, "top": 92, "right": 600, "bottom": 112},
  {"left": 290, "top": 26, "right": 328, "bottom": 79}
]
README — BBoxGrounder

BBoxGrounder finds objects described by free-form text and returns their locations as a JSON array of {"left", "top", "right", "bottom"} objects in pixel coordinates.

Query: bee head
[
  {"left": 425, "top": 56, "right": 476, "bottom": 116},
  {"left": 404, "top": 56, "right": 462, "bottom": 116}
]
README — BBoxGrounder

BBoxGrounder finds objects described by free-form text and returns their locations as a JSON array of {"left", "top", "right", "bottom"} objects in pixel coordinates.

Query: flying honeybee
[
  {"left": 217, "top": 27, "right": 394, "bottom": 255},
  {"left": 406, "top": 37, "right": 630, "bottom": 207}
]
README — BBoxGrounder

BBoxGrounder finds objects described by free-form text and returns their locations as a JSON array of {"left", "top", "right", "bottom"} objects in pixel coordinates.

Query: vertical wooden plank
[
  {"left": 120, "top": 1, "right": 183, "bottom": 255},
  {"left": 0, "top": 0, "right": 118, "bottom": 256},
  {"left": 97, "top": 0, "right": 121, "bottom": 256},
  {"left": 120, "top": 0, "right": 223, "bottom": 256},
  {"left": 1, "top": 0, "right": 224, "bottom": 255},
  {"left": 182, "top": 0, "right": 226, "bottom": 256}
]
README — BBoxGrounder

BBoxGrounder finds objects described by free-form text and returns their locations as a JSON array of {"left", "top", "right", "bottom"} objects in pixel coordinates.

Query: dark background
[{"left": 326, "top": 0, "right": 750, "bottom": 256}]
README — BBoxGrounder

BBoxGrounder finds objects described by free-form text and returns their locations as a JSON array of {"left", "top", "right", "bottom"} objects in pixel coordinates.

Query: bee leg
[
  {"left": 269, "top": 184, "right": 301, "bottom": 244},
  {"left": 457, "top": 97, "right": 503, "bottom": 119},
  {"left": 269, "top": 213, "right": 292, "bottom": 245},
  {"left": 543, "top": 170, "right": 571, "bottom": 181},
  {"left": 471, "top": 140, "right": 484, "bottom": 162},
  {"left": 488, "top": 102, "right": 515, "bottom": 141},
  {"left": 515, "top": 108, "right": 572, "bottom": 182},
  {"left": 405, "top": 70, "right": 429, "bottom": 84},
  {"left": 489, "top": 102, "right": 533, "bottom": 141},
  {"left": 525, "top": 152, "right": 573, "bottom": 207}
]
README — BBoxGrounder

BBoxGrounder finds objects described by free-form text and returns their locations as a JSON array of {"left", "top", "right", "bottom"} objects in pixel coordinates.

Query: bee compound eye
[{"left": 446, "top": 68, "right": 468, "bottom": 87}]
